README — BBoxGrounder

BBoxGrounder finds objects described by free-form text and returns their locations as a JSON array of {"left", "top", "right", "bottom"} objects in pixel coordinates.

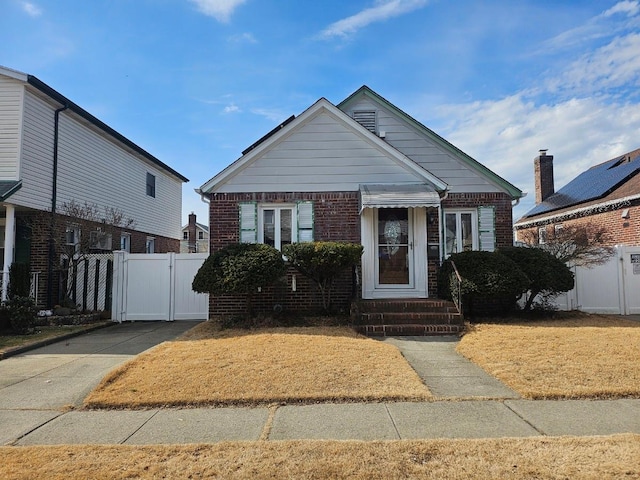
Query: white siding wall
[
  {"left": 217, "top": 112, "right": 423, "bottom": 193},
  {"left": 343, "top": 98, "right": 502, "bottom": 193},
  {"left": 0, "top": 77, "right": 23, "bottom": 180},
  {"left": 11, "top": 90, "right": 54, "bottom": 210},
  {"left": 13, "top": 89, "right": 182, "bottom": 239}
]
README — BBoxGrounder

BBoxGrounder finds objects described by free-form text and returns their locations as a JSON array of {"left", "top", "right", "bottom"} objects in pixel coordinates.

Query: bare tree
[
  {"left": 30, "top": 200, "right": 135, "bottom": 304},
  {"left": 519, "top": 222, "right": 615, "bottom": 267}
]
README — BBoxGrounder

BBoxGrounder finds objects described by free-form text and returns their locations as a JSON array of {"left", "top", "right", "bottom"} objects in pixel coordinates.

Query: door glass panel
[
  {"left": 280, "top": 209, "right": 292, "bottom": 247},
  {"left": 445, "top": 213, "right": 457, "bottom": 256},
  {"left": 378, "top": 208, "right": 409, "bottom": 285},
  {"left": 461, "top": 213, "right": 473, "bottom": 251},
  {"left": 263, "top": 210, "right": 275, "bottom": 247}
]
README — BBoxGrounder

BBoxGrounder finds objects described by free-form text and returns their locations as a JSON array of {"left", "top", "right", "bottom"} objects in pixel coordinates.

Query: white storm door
[{"left": 375, "top": 208, "right": 414, "bottom": 288}]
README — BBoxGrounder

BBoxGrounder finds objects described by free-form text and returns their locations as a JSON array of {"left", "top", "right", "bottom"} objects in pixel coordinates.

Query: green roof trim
[
  {"left": 338, "top": 86, "right": 523, "bottom": 199},
  {"left": 0, "top": 180, "right": 22, "bottom": 201}
]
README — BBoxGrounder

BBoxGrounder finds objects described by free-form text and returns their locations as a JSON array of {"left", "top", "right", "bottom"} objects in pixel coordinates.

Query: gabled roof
[
  {"left": 198, "top": 97, "right": 449, "bottom": 194},
  {"left": 522, "top": 151, "right": 640, "bottom": 219},
  {"left": 181, "top": 222, "right": 209, "bottom": 233},
  {"left": 338, "top": 86, "right": 523, "bottom": 199},
  {"left": 0, "top": 66, "right": 188, "bottom": 183}
]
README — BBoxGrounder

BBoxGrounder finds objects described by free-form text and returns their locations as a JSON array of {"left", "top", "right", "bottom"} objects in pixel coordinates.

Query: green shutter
[
  {"left": 296, "top": 201, "right": 314, "bottom": 242},
  {"left": 239, "top": 202, "right": 257, "bottom": 243},
  {"left": 478, "top": 206, "right": 495, "bottom": 252}
]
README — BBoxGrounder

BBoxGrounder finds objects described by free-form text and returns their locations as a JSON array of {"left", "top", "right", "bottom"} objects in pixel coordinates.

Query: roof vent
[{"left": 353, "top": 110, "right": 377, "bottom": 133}]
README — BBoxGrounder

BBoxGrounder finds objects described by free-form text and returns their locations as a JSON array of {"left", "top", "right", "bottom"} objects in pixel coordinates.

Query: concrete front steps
[{"left": 352, "top": 298, "right": 463, "bottom": 336}]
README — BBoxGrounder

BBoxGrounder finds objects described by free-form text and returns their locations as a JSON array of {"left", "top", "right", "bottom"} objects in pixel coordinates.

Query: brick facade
[
  {"left": 207, "top": 190, "right": 514, "bottom": 319},
  {"left": 516, "top": 200, "right": 640, "bottom": 247},
  {"left": 16, "top": 212, "right": 179, "bottom": 307}
]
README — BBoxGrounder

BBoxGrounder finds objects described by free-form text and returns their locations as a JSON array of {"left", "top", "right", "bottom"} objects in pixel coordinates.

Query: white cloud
[
  {"left": 603, "top": 0, "right": 640, "bottom": 18},
  {"left": 223, "top": 103, "right": 241, "bottom": 113},
  {"left": 189, "top": 0, "right": 247, "bottom": 22},
  {"left": 21, "top": 1, "right": 42, "bottom": 17},
  {"left": 545, "top": 33, "right": 640, "bottom": 97},
  {"left": 539, "top": 0, "right": 640, "bottom": 52},
  {"left": 433, "top": 92, "right": 640, "bottom": 219},
  {"left": 319, "top": 0, "right": 429, "bottom": 39}
]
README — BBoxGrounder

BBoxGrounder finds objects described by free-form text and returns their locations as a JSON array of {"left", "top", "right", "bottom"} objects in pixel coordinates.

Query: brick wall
[
  {"left": 516, "top": 201, "right": 640, "bottom": 247},
  {"left": 206, "top": 190, "right": 513, "bottom": 318},
  {"left": 207, "top": 191, "right": 360, "bottom": 318}
]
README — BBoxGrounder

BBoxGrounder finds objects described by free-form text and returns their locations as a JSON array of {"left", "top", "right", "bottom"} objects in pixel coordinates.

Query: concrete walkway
[{"left": 1, "top": 324, "right": 639, "bottom": 445}]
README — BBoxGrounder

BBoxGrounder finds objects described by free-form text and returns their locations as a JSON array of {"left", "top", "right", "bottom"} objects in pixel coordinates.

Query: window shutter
[
  {"left": 297, "top": 201, "right": 314, "bottom": 242},
  {"left": 478, "top": 206, "right": 495, "bottom": 252},
  {"left": 239, "top": 202, "right": 257, "bottom": 243}
]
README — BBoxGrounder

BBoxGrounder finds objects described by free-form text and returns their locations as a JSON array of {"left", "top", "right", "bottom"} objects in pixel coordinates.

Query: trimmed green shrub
[
  {"left": 4, "top": 296, "right": 37, "bottom": 334},
  {"left": 498, "top": 246, "right": 574, "bottom": 311},
  {"left": 192, "top": 243, "right": 286, "bottom": 317},
  {"left": 283, "top": 242, "right": 363, "bottom": 313},
  {"left": 439, "top": 250, "right": 530, "bottom": 317}
]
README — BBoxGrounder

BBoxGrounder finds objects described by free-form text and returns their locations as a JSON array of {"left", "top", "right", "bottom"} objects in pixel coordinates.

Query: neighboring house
[
  {"left": 197, "top": 86, "right": 523, "bottom": 319},
  {"left": 0, "top": 65, "right": 188, "bottom": 307},
  {"left": 514, "top": 149, "right": 640, "bottom": 245},
  {"left": 514, "top": 149, "right": 640, "bottom": 315},
  {"left": 180, "top": 212, "right": 210, "bottom": 253}
]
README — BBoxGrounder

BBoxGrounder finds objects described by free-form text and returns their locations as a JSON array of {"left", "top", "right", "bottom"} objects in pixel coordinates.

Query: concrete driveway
[{"left": 0, "top": 321, "right": 200, "bottom": 411}]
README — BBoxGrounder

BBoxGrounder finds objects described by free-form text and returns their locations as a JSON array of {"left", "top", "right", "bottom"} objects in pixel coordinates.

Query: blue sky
[{"left": 3, "top": 0, "right": 640, "bottom": 225}]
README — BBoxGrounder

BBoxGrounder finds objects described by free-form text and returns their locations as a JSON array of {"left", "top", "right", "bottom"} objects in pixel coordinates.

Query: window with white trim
[
  {"left": 146, "top": 237, "right": 155, "bottom": 253},
  {"left": 120, "top": 233, "right": 131, "bottom": 253},
  {"left": 444, "top": 210, "right": 477, "bottom": 257},
  {"left": 443, "top": 206, "right": 495, "bottom": 258},
  {"left": 538, "top": 227, "right": 548, "bottom": 245},
  {"left": 239, "top": 201, "right": 313, "bottom": 250}
]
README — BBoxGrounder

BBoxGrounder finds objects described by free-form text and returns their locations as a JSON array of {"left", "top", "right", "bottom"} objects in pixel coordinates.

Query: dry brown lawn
[
  {"left": 457, "top": 315, "right": 640, "bottom": 399},
  {"left": 84, "top": 324, "right": 431, "bottom": 408},
  {"left": 1, "top": 435, "right": 638, "bottom": 479}
]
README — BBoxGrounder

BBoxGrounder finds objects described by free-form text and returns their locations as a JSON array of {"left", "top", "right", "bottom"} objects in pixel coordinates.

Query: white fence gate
[
  {"left": 111, "top": 252, "right": 209, "bottom": 322},
  {"left": 552, "top": 245, "right": 640, "bottom": 315}
]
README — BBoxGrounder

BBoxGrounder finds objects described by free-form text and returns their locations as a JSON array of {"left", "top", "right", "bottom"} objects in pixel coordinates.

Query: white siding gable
[
  {"left": 212, "top": 104, "right": 443, "bottom": 193},
  {"left": 13, "top": 89, "right": 182, "bottom": 239},
  {"left": 0, "top": 76, "right": 23, "bottom": 181},
  {"left": 343, "top": 97, "right": 503, "bottom": 194}
]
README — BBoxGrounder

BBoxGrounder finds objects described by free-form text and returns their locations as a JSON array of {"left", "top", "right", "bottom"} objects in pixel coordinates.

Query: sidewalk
[{"left": 1, "top": 324, "right": 639, "bottom": 445}]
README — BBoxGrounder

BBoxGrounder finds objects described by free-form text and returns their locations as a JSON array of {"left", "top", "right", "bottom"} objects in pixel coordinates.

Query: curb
[{"left": 0, "top": 321, "right": 116, "bottom": 360}]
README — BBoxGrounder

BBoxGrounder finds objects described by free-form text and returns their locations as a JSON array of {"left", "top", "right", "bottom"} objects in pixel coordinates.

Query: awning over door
[{"left": 359, "top": 184, "right": 441, "bottom": 212}]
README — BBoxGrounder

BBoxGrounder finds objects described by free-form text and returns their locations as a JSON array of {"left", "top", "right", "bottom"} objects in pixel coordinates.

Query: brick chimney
[
  {"left": 534, "top": 149, "right": 554, "bottom": 204},
  {"left": 188, "top": 212, "right": 197, "bottom": 253}
]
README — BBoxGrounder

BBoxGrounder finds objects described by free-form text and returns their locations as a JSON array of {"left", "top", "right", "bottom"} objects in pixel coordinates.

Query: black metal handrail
[{"left": 450, "top": 260, "right": 463, "bottom": 317}]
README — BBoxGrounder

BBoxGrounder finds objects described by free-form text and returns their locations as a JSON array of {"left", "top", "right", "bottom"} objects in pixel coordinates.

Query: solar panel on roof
[{"left": 524, "top": 154, "right": 640, "bottom": 217}]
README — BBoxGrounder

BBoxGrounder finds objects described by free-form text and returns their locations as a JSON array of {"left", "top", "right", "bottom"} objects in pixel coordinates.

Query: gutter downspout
[{"left": 47, "top": 104, "right": 68, "bottom": 308}]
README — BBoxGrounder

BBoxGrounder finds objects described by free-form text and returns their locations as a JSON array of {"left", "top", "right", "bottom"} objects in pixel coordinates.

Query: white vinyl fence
[
  {"left": 111, "top": 252, "right": 208, "bottom": 322},
  {"left": 551, "top": 245, "right": 640, "bottom": 315}
]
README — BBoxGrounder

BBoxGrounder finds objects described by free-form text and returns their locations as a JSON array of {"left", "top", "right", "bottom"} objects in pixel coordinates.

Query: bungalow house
[
  {"left": 0, "top": 65, "right": 188, "bottom": 307},
  {"left": 514, "top": 149, "right": 640, "bottom": 314},
  {"left": 197, "top": 86, "right": 523, "bottom": 329}
]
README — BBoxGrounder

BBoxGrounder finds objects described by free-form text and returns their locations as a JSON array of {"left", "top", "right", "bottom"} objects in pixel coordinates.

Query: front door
[
  {"left": 376, "top": 208, "right": 413, "bottom": 288},
  {"left": 361, "top": 207, "right": 428, "bottom": 299}
]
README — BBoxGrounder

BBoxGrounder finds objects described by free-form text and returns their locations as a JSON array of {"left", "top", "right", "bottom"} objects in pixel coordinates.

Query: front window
[
  {"left": 198, "top": 231, "right": 204, "bottom": 240},
  {"left": 146, "top": 237, "right": 155, "bottom": 253},
  {"left": 538, "top": 227, "right": 548, "bottom": 245},
  {"left": 444, "top": 210, "right": 477, "bottom": 257},
  {"left": 120, "top": 234, "right": 131, "bottom": 253},
  {"left": 259, "top": 206, "right": 294, "bottom": 250}
]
